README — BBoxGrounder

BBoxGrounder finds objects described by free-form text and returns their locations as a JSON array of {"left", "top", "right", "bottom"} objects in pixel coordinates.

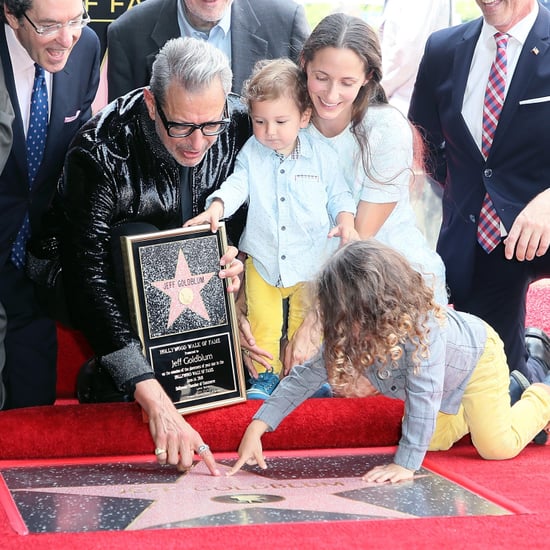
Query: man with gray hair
[{"left": 54, "top": 37, "right": 251, "bottom": 474}]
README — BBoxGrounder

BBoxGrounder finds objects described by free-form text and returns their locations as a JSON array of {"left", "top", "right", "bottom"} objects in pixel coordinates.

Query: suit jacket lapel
[
  {"left": 491, "top": 10, "right": 550, "bottom": 153},
  {"left": 230, "top": 0, "right": 267, "bottom": 92},
  {"left": 148, "top": 0, "right": 180, "bottom": 68},
  {"left": 452, "top": 19, "right": 484, "bottom": 159}
]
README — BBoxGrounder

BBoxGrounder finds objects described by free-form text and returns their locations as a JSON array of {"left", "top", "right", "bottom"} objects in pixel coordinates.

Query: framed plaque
[{"left": 121, "top": 224, "right": 246, "bottom": 414}]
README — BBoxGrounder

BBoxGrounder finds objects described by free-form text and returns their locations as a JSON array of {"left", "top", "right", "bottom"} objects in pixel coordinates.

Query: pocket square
[
  {"left": 519, "top": 96, "right": 550, "bottom": 105},
  {"left": 64, "top": 110, "right": 81, "bottom": 123}
]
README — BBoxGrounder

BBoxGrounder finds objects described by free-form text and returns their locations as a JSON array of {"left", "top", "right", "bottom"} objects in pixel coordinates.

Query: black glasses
[
  {"left": 23, "top": 9, "right": 91, "bottom": 37},
  {"left": 155, "top": 98, "right": 230, "bottom": 138}
]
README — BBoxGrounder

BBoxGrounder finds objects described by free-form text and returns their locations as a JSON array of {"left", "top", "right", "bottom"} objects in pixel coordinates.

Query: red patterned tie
[{"left": 477, "top": 32, "right": 508, "bottom": 253}]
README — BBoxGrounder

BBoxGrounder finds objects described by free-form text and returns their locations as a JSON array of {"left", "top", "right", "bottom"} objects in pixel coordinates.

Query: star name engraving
[{"left": 151, "top": 249, "right": 216, "bottom": 327}]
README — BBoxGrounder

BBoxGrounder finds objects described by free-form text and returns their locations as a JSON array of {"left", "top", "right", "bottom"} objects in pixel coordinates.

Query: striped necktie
[{"left": 477, "top": 32, "right": 508, "bottom": 254}]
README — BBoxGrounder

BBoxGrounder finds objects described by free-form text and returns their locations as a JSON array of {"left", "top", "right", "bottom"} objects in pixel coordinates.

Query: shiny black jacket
[{"left": 57, "top": 89, "right": 251, "bottom": 386}]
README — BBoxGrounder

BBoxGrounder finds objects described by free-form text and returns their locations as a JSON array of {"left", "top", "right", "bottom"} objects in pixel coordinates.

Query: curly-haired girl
[{"left": 229, "top": 240, "right": 550, "bottom": 483}]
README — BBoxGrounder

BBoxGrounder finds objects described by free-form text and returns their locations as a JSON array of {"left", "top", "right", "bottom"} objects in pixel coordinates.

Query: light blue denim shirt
[
  {"left": 206, "top": 130, "right": 356, "bottom": 287},
  {"left": 255, "top": 307, "right": 488, "bottom": 471}
]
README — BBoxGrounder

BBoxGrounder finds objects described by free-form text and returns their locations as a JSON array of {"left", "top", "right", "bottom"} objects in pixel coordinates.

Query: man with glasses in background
[
  {"left": 49, "top": 37, "right": 249, "bottom": 472},
  {"left": 0, "top": 0, "right": 100, "bottom": 409}
]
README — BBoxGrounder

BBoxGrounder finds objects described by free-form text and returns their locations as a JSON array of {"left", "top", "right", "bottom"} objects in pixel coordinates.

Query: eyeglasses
[
  {"left": 23, "top": 9, "right": 91, "bottom": 37},
  {"left": 155, "top": 97, "right": 230, "bottom": 138}
]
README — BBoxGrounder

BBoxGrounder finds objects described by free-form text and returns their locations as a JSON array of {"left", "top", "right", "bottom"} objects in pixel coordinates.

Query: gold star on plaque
[{"left": 151, "top": 249, "right": 216, "bottom": 327}]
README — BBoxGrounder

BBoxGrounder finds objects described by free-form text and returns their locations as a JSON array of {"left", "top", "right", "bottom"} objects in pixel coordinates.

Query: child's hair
[
  {"left": 314, "top": 239, "right": 444, "bottom": 397},
  {"left": 241, "top": 58, "right": 311, "bottom": 114}
]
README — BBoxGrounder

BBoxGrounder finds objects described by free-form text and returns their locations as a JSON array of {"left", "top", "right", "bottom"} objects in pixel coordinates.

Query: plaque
[{"left": 121, "top": 224, "right": 246, "bottom": 414}]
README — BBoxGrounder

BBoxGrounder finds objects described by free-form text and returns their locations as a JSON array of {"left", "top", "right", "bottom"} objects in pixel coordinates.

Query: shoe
[
  {"left": 525, "top": 327, "right": 550, "bottom": 375},
  {"left": 247, "top": 371, "right": 280, "bottom": 400},
  {"left": 311, "top": 383, "right": 333, "bottom": 398},
  {"left": 509, "top": 369, "right": 548, "bottom": 445},
  {"left": 509, "top": 370, "right": 530, "bottom": 404},
  {"left": 76, "top": 357, "right": 133, "bottom": 403},
  {"left": 533, "top": 429, "right": 548, "bottom": 445}
]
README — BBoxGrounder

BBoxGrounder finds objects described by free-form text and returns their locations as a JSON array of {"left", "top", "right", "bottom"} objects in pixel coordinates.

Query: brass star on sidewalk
[{"left": 151, "top": 249, "right": 216, "bottom": 327}]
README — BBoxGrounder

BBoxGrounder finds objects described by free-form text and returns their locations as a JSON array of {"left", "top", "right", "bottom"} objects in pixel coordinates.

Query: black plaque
[{"left": 121, "top": 224, "right": 246, "bottom": 414}]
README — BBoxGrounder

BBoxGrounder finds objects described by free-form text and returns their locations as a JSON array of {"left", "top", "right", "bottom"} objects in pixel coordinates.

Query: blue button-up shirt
[
  {"left": 206, "top": 130, "right": 356, "bottom": 287},
  {"left": 178, "top": 2, "right": 232, "bottom": 63}
]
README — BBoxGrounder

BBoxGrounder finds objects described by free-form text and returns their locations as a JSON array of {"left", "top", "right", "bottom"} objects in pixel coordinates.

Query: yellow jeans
[
  {"left": 429, "top": 324, "right": 550, "bottom": 459},
  {"left": 245, "top": 257, "right": 308, "bottom": 375}
]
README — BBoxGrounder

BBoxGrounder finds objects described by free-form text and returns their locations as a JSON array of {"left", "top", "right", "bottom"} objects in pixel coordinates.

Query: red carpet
[{"left": 0, "top": 281, "right": 549, "bottom": 548}]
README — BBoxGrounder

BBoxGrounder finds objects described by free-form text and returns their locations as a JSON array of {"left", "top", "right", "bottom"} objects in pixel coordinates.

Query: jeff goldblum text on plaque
[{"left": 121, "top": 224, "right": 246, "bottom": 414}]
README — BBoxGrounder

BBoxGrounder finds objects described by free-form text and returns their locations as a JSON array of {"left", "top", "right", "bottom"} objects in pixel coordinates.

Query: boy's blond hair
[{"left": 241, "top": 58, "right": 311, "bottom": 114}]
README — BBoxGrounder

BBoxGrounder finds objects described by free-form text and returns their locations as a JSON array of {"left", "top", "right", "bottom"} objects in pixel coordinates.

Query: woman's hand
[
  {"left": 362, "top": 462, "right": 414, "bottom": 484},
  {"left": 282, "top": 310, "right": 321, "bottom": 376},
  {"left": 226, "top": 420, "right": 269, "bottom": 476},
  {"left": 134, "top": 378, "right": 221, "bottom": 476}
]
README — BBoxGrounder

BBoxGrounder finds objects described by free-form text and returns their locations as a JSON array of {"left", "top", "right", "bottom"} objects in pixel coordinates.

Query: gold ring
[{"left": 243, "top": 348, "right": 250, "bottom": 356}]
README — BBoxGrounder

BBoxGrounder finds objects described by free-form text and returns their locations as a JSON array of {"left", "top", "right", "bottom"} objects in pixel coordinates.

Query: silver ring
[
  {"left": 197, "top": 443, "right": 210, "bottom": 455},
  {"left": 154, "top": 447, "right": 167, "bottom": 456}
]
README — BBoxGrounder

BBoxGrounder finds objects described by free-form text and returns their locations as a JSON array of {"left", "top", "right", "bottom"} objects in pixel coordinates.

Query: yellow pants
[
  {"left": 245, "top": 257, "right": 308, "bottom": 375},
  {"left": 429, "top": 324, "right": 550, "bottom": 459}
]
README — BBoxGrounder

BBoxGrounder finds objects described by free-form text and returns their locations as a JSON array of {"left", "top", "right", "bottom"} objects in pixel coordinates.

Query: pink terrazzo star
[{"left": 151, "top": 249, "right": 216, "bottom": 327}]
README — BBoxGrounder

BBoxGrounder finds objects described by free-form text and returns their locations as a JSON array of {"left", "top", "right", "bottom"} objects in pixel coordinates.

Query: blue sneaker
[
  {"left": 247, "top": 371, "right": 280, "bottom": 400},
  {"left": 311, "top": 383, "right": 333, "bottom": 398}
]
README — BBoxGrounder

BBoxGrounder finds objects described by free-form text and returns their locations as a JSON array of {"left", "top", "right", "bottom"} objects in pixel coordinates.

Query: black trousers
[
  {"left": 453, "top": 242, "right": 550, "bottom": 382},
  {"left": 0, "top": 261, "right": 57, "bottom": 409}
]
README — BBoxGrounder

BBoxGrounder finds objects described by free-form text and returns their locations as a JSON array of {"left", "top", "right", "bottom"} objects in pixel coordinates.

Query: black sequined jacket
[{"left": 56, "top": 88, "right": 251, "bottom": 388}]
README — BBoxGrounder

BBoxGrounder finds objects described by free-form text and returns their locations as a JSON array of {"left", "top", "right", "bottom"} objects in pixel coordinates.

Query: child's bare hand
[
  {"left": 362, "top": 463, "right": 414, "bottom": 484},
  {"left": 328, "top": 224, "right": 360, "bottom": 245},
  {"left": 183, "top": 200, "right": 224, "bottom": 232},
  {"left": 226, "top": 420, "right": 269, "bottom": 476}
]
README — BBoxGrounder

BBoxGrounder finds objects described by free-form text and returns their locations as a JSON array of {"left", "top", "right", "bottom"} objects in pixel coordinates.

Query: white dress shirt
[
  {"left": 5, "top": 24, "right": 52, "bottom": 135},
  {"left": 461, "top": 3, "right": 538, "bottom": 152}
]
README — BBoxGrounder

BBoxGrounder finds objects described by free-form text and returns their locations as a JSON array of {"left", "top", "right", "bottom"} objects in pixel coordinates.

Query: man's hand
[
  {"left": 504, "top": 188, "right": 550, "bottom": 261},
  {"left": 219, "top": 245, "right": 244, "bottom": 294},
  {"left": 134, "top": 378, "right": 221, "bottom": 476}
]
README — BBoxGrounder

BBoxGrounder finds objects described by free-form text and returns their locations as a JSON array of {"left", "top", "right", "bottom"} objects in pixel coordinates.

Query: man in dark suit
[
  {"left": 409, "top": 0, "right": 550, "bottom": 385},
  {"left": 106, "top": 0, "right": 310, "bottom": 101},
  {"left": 0, "top": 0, "right": 100, "bottom": 409},
  {"left": 0, "top": 59, "right": 13, "bottom": 410}
]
